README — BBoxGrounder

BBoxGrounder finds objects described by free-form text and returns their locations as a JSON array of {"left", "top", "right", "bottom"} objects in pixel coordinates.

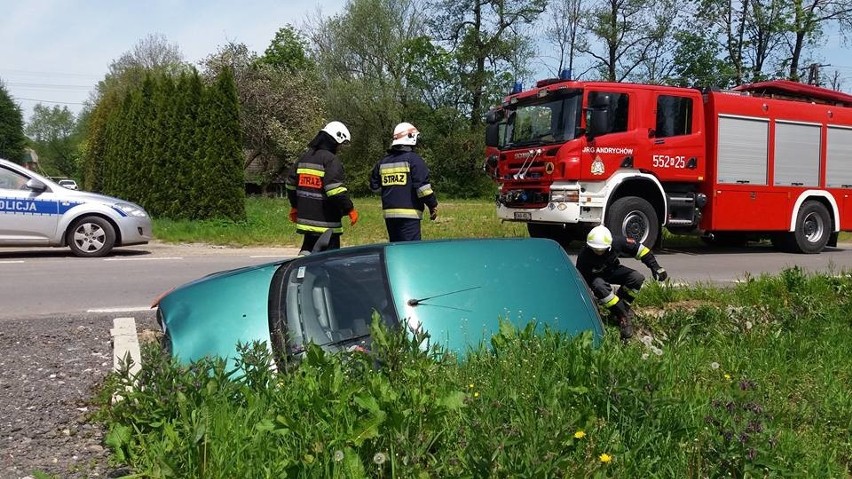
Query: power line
[{"left": 14, "top": 97, "right": 86, "bottom": 105}]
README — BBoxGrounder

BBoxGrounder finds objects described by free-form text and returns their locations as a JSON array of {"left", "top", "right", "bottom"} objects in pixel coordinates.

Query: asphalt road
[{"left": 2, "top": 240, "right": 852, "bottom": 321}]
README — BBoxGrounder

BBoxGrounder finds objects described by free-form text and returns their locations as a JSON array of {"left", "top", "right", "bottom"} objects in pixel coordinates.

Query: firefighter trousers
[
  {"left": 588, "top": 265, "right": 645, "bottom": 305},
  {"left": 385, "top": 218, "right": 421, "bottom": 242}
]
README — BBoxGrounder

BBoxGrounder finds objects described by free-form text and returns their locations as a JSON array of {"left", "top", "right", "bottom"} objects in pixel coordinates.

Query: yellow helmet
[{"left": 586, "top": 225, "right": 613, "bottom": 251}]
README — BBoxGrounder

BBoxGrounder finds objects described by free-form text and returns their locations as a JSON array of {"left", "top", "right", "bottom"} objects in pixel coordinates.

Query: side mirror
[
  {"left": 586, "top": 108, "right": 609, "bottom": 140},
  {"left": 25, "top": 179, "right": 47, "bottom": 192},
  {"left": 485, "top": 123, "right": 500, "bottom": 148},
  {"left": 311, "top": 228, "right": 334, "bottom": 254}
]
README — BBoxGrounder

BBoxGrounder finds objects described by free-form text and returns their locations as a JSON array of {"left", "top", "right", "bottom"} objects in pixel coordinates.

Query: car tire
[{"left": 67, "top": 216, "right": 116, "bottom": 257}]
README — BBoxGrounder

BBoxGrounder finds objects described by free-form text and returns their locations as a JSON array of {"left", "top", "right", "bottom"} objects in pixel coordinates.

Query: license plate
[{"left": 514, "top": 212, "right": 531, "bottom": 220}]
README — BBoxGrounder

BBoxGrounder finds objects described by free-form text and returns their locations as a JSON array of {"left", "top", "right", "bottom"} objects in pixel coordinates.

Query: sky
[
  {"left": 0, "top": 0, "right": 347, "bottom": 122},
  {"left": 2, "top": 1, "right": 851, "bottom": 125}
]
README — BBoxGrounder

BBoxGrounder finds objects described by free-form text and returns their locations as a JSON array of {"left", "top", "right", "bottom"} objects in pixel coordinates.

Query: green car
[{"left": 154, "top": 238, "right": 604, "bottom": 367}]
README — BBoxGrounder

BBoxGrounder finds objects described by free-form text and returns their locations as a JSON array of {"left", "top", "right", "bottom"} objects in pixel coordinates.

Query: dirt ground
[{"left": 0, "top": 312, "right": 158, "bottom": 479}]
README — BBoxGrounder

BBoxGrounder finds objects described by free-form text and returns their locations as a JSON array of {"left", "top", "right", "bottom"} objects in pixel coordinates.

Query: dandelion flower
[
  {"left": 599, "top": 453, "right": 613, "bottom": 463},
  {"left": 333, "top": 450, "right": 344, "bottom": 462},
  {"left": 641, "top": 352, "right": 649, "bottom": 360},
  {"left": 373, "top": 452, "right": 387, "bottom": 465},
  {"left": 651, "top": 346, "right": 663, "bottom": 356},
  {"left": 574, "top": 430, "right": 586, "bottom": 439},
  {"left": 468, "top": 383, "right": 474, "bottom": 389},
  {"left": 724, "top": 373, "right": 731, "bottom": 380},
  {"left": 641, "top": 335, "right": 653, "bottom": 346},
  {"left": 745, "top": 321, "right": 753, "bottom": 330},
  {"left": 710, "top": 362, "right": 720, "bottom": 370}
]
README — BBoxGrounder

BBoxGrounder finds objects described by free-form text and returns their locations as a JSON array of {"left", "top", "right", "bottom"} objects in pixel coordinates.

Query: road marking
[
  {"left": 111, "top": 317, "right": 142, "bottom": 396},
  {"left": 88, "top": 306, "right": 152, "bottom": 313},
  {"left": 104, "top": 256, "right": 183, "bottom": 261},
  {"left": 0, "top": 260, "right": 25, "bottom": 264}
]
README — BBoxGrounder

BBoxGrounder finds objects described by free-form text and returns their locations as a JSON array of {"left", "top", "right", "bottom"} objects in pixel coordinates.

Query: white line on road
[
  {"left": 104, "top": 256, "right": 183, "bottom": 261},
  {"left": 0, "top": 260, "right": 25, "bottom": 264},
  {"left": 88, "top": 306, "right": 152, "bottom": 313}
]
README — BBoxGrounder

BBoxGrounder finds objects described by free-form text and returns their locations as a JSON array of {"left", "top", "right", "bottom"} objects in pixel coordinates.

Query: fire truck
[{"left": 484, "top": 75, "right": 852, "bottom": 253}]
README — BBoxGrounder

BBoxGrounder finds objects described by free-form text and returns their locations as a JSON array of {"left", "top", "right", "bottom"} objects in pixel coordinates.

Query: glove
[
  {"left": 348, "top": 209, "right": 359, "bottom": 226},
  {"left": 652, "top": 267, "right": 668, "bottom": 282},
  {"left": 429, "top": 206, "right": 438, "bottom": 221},
  {"left": 288, "top": 208, "right": 298, "bottom": 223}
]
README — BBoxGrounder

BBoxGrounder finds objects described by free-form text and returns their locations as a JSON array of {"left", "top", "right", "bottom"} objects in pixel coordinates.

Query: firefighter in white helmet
[
  {"left": 369, "top": 122, "right": 438, "bottom": 241},
  {"left": 575, "top": 225, "right": 668, "bottom": 340},
  {"left": 286, "top": 121, "right": 359, "bottom": 254}
]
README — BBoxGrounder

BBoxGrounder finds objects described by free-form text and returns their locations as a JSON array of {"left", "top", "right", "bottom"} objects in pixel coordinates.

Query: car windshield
[
  {"left": 503, "top": 90, "right": 583, "bottom": 149},
  {"left": 274, "top": 249, "right": 398, "bottom": 355}
]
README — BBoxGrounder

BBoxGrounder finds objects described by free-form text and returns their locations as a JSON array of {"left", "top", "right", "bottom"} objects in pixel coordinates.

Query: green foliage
[
  {"left": 0, "top": 80, "right": 27, "bottom": 162},
  {"left": 98, "top": 270, "right": 852, "bottom": 477},
  {"left": 84, "top": 69, "right": 245, "bottom": 220},
  {"left": 24, "top": 104, "right": 81, "bottom": 177},
  {"left": 261, "top": 25, "right": 313, "bottom": 72}
]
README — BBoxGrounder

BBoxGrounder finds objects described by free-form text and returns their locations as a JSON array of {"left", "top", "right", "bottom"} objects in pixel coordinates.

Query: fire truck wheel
[
  {"left": 790, "top": 201, "right": 831, "bottom": 254},
  {"left": 606, "top": 196, "right": 660, "bottom": 247}
]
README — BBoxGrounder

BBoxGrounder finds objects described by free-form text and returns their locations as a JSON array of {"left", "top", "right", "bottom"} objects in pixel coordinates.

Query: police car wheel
[{"left": 67, "top": 216, "right": 116, "bottom": 258}]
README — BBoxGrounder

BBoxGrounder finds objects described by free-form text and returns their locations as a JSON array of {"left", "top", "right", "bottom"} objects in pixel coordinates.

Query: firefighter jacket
[
  {"left": 369, "top": 146, "right": 438, "bottom": 219},
  {"left": 285, "top": 135, "right": 354, "bottom": 234},
  {"left": 575, "top": 236, "right": 660, "bottom": 284}
]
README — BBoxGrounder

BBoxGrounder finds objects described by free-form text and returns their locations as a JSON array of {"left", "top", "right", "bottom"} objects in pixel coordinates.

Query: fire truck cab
[{"left": 485, "top": 77, "right": 852, "bottom": 253}]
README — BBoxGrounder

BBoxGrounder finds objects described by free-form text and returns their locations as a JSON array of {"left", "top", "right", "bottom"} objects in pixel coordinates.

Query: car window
[
  {"left": 275, "top": 249, "right": 398, "bottom": 354},
  {"left": 0, "top": 167, "right": 29, "bottom": 190}
]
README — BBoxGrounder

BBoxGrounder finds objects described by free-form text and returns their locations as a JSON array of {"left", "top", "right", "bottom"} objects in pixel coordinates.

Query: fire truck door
[{"left": 644, "top": 93, "right": 705, "bottom": 182}]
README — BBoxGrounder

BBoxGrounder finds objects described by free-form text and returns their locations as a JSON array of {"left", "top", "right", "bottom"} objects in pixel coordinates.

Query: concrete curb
[{"left": 110, "top": 317, "right": 141, "bottom": 379}]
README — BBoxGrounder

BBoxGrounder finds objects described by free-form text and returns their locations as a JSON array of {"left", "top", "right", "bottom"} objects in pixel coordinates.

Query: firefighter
[
  {"left": 369, "top": 122, "right": 438, "bottom": 242},
  {"left": 575, "top": 225, "right": 668, "bottom": 340},
  {"left": 286, "top": 121, "right": 359, "bottom": 254}
]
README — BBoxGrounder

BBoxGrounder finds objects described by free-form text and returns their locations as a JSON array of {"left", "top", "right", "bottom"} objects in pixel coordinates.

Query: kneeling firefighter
[{"left": 575, "top": 225, "right": 668, "bottom": 340}]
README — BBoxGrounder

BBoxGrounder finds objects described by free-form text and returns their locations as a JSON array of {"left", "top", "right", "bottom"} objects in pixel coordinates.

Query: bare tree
[{"left": 541, "top": 0, "right": 587, "bottom": 78}]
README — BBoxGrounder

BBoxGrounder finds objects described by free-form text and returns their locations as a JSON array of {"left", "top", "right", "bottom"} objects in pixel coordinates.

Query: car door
[{"left": 0, "top": 165, "right": 60, "bottom": 245}]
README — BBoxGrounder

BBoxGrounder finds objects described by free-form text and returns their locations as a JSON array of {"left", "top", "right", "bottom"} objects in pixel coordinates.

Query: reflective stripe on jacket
[
  {"left": 286, "top": 147, "right": 354, "bottom": 234},
  {"left": 369, "top": 148, "right": 437, "bottom": 220}
]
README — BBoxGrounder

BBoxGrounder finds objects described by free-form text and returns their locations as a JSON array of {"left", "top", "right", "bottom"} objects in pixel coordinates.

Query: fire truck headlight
[{"left": 550, "top": 190, "right": 579, "bottom": 203}]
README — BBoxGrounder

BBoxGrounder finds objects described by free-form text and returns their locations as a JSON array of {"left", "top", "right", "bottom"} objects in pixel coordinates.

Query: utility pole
[{"left": 805, "top": 63, "right": 831, "bottom": 87}]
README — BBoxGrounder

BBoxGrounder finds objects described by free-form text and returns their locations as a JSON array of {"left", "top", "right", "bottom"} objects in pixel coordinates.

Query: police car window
[
  {"left": 0, "top": 167, "right": 28, "bottom": 190},
  {"left": 656, "top": 95, "right": 693, "bottom": 138}
]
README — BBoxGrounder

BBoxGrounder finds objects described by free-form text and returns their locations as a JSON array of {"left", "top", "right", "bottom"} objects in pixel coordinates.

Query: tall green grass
[
  {"left": 152, "top": 197, "right": 528, "bottom": 247},
  {"left": 98, "top": 267, "right": 852, "bottom": 477}
]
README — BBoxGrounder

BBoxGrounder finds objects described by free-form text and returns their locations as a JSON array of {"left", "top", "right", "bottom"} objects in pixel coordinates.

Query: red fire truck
[{"left": 484, "top": 76, "right": 852, "bottom": 253}]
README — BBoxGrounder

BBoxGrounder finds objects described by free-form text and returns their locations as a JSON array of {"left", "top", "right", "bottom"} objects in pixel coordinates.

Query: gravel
[{"left": 0, "top": 311, "right": 158, "bottom": 479}]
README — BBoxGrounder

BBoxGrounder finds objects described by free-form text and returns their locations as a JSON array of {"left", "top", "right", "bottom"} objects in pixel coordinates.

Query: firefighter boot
[{"left": 608, "top": 299, "right": 634, "bottom": 341}]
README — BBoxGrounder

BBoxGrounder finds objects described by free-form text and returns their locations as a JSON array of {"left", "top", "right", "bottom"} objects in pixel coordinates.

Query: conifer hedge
[{"left": 82, "top": 69, "right": 245, "bottom": 220}]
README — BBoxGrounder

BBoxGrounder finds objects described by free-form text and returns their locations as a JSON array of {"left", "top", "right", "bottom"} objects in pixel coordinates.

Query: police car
[{"left": 0, "top": 158, "right": 152, "bottom": 257}]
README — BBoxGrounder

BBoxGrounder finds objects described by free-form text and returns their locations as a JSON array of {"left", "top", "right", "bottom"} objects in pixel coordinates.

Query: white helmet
[
  {"left": 322, "top": 121, "right": 351, "bottom": 145},
  {"left": 587, "top": 225, "right": 613, "bottom": 251},
  {"left": 391, "top": 122, "right": 419, "bottom": 147}
]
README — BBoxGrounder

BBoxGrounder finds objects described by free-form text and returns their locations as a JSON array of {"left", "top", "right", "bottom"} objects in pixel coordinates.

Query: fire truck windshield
[{"left": 503, "top": 90, "right": 582, "bottom": 149}]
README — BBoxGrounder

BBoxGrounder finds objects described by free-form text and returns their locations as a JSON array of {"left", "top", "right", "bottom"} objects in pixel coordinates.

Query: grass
[
  {"left": 152, "top": 196, "right": 852, "bottom": 248},
  {"left": 152, "top": 197, "right": 529, "bottom": 248},
  {"left": 95, "top": 267, "right": 852, "bottom": 477}
]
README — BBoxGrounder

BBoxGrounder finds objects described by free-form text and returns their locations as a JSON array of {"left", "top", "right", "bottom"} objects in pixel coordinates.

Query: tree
[
  {"left": 25, "top": 104, "right": 79, "bottom": 177},
  {"left": 0, "top": 80, "right": 27, "bottom": 163},
  {"left": 540, "top": 0, "right": 588, "bottom": 78},
  {"left": 201, "top": 42, "right": 324, "bottom": 193},
  {"left": 261, "top": 25, "right": 313, "bottom": 72},
  {"left": 579, "top": 0, "right": 682, "bottom": 82},
  {"left": 91, "top": 33, "right": 188, "bottom": 105},
  {"left": 428, "top": 0, "right": 547, "bottom": 125},
  {"left": 785, "top": 0, "right": 852, "bottom": 81}
]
